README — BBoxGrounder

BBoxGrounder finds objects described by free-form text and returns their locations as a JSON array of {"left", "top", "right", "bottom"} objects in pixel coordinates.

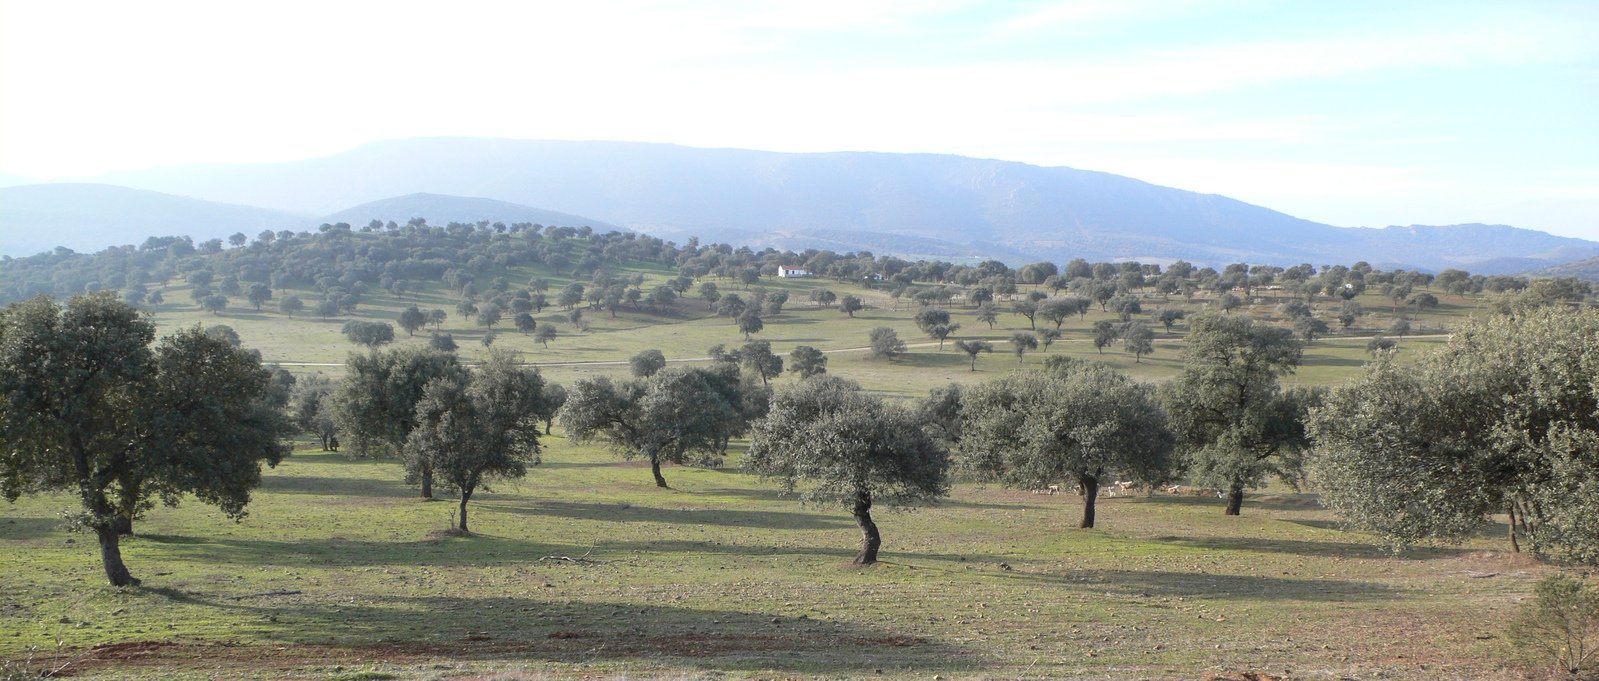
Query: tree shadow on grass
[
  {"left": 1145, "top": 534, "right": 1470, "bottom": 560},
  {"left": 138, "top": 533, "right": 589, "bottom": 568},
  {"left": 1133, "top": 494, "right": 1322, "bottom": 513},
  {"left": 259, "top": 474, "right": 412, "bottom": 498},
  {"left": 495, "top": 500, "right": 853, "bottom": 530},
  {"left": 0, "top": 516, "right": 65, "bottom": 541},
  {"left": 1299, "top": 354, "right": 1366, "bottom": 368},
  {"left": 595, "top": 538, "right": 1012, "bottom": 565},
  {"left": 117, "top": 591, "right": 983, "bottom": 675},
  {"left": 989, "top": 567, "right": 1405, "bottom": 602}
]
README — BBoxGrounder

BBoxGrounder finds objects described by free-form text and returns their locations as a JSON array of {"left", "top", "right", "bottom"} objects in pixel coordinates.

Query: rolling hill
[
  {"left": 64, "top": 137, "right": 1599, "bottom": 269},
  {"left": 318, "top": 193, "right": 623, "bottom": 232}
]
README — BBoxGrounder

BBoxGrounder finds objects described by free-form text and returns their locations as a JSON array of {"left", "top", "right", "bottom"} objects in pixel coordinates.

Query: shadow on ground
[{"left": 102, "top": 589, "right": 984, "bottom": 675}]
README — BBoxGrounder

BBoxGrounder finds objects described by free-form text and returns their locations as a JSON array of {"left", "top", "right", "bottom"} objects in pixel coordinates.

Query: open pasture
[{"left": 1, "top": 438, "right": 1537, "bottom": 679}]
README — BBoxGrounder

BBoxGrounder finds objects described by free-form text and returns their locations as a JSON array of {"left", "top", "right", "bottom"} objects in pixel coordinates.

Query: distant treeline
[{"left": 2, "top": 218, "right": 1593, "bottom": 311}]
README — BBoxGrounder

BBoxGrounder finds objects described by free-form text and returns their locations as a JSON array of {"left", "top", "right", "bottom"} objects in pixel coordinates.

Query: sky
[{"left": 2, "top": 0, "right": 1596, "bottom": 238}]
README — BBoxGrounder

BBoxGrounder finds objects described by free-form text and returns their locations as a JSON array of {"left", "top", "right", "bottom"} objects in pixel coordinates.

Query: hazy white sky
[{"left": 2, "top": 0, "right": 1596, "bottom": 237}]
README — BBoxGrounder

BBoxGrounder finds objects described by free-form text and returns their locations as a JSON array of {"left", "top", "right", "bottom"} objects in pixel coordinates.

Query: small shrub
[{"left": 1507, "top": 573, "right": 1599, "bottom": 679}]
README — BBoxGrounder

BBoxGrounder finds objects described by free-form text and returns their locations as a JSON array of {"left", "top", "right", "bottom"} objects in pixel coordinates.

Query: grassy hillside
[
  {"left": 0, "top": 439, "right": 1536, "bottom": 679},
  {"left": 138, "top": 253, "right": 1459, "bottom": 397},
  {"left": 2, "top": 229, "right": 1547, "bottom": 679}
]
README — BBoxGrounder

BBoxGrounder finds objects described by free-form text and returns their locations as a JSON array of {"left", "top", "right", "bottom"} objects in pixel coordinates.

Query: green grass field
[
  {"left": 2, "top": 266, "right": 1540, "bottom": 679},
  {"left": 0, "top": 438, "right": 1540, "bottom": 679}
]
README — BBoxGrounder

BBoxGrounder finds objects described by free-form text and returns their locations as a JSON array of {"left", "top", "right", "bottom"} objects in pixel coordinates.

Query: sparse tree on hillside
[
  {"left": 0, "top": 294, "right": 292, "bottom": 585},
  {"left": 539, "top": 382, "right": 567, "bottom": 434},
  {"left": 398, "top": 306, "right": 427, "bottom": 336},
  {"left": 1010, "top": 332, "right": 1038, "bottom": 363},
  {"left": 1012, "top": 300, "right": 1039, "bottom": 329},
  {"left": 737, "top": 309, "right": 764, "bottom": 340},
  {"left": 429, "top": 332, "right": 458, "bottom": 352},
  {"left": 961, "top": 358, "right": 1173, "bottom": 529},
  {"left": 404, "top": 350, "right": 544, "bottom": 533},
  {"left": 1123, "top": 321, "right": 1154, "bottom": 362},
  {"left": 840, "top": 294, "right": 863, "bottom": 317},
  {"left": 562, "top": 366, "right": 746, "bottom": 488},
  {"left": 630, "top": 349, "right": 667, "bottom": 378},
  {"left": 332, "top": 347, "right": 467, "bottom": 498},
  {"left": 868, "top": 327, "right": 906, "bottom": 360},
  {"left": 1092, "top": 320, "right": 1118, "bottom": 354},
  {"left": 955, "top": 339, "right": 993, "bottom": 371},
  {"left": 975, "top": 302, "right": 999, "bottom": 329},
  {"left": 1038, "top": 328, "right": 1062, "bottom": 352},
  {"left": 740, "top": 340, "right": 784, "bottom": 386},
  {"left": 789, "top": 345, "right": 828, "bottom": 378},
  {"left": 1161, "top": 314, "right": 1310, "bottom": 516},
  {"left": 746, "top": 375, "right": 950, "bottom": 564},
  {"left": 535, "top": 324, "right": 557, "bottom": 348},
  {"left": 342, "top": 321, "right": 395, "bottom": 348}
]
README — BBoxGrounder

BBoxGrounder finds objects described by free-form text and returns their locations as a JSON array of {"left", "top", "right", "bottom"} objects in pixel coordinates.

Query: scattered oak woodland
[{"left": 3, "top": 221, "right": 1598, "bottom": 679}]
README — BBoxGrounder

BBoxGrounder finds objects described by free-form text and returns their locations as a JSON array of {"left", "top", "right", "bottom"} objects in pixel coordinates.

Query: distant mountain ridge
[
  {"left": 0, "top": 185, "right": 621, "bottom": 257},
  {"left": 41, "top": 137, "right": 1599, "bottom": 270},
  {"left": 0, "top": 183, "right": 305, "bottom": 257}
]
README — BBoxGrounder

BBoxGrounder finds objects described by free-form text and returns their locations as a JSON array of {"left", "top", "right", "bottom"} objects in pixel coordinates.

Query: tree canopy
[
  {"left": 1309, "top": 307, "right": 1599, "bottom": 562},
  {"left": 1161, "top": 314, "right": 1310, "bottom": 515},
  {"left": 745, "top": 375, "right": 949, "bottom": 564},
  {"left": 960, "top": 359, "right": 1173, "bottom": 529},
  {"left": 404, "top": 350, "right": 545, "bottom": 532},
  {"left": 0, "top": 294, "right": 292, "bottom": 585}
]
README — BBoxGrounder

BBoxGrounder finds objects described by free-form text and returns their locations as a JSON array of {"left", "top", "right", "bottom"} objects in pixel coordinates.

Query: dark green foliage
[
  {"left": 404, "top": 350, "right": 545, "bottom": 532},
  {"left": 840, "top": 295, "right": 863, "bottom": 317},
  {"left": 342, "top": 321, "right": 395, "bottom": 347},
  {"left": 788, "top": 345, "right": 827, "bottom": 378},
  {"left": 867, "top": 327, "right": 906, "bottom": 360},
  {"left": 429, "top": 332, "right": 458, "bottom": 352},
  {"left": 959, "top": 359, "right": 1173, "bottom": 528},
  {"left": 205, "top": 324, "right": 241, "bottom": 348},
  {"left": 739, "top": 340, "right": 783, "bottom": 386},
  {"left": 746, "top": 375, "right": 950, "bottom": 564},
  {"left": 332, "top": 347, "right": 467, "bottom": 498},
  {"left": 1310, "top": 308, "right": 1599, "bottom": 561},
  {"left": 397, "top": 306, "right": 427, "bottom": 336},
  {"left": 1009, "top": 332, "right": 1037, "bottom": 362},
  {"left": 1122, "top": 321, "right": 1154, "bottom": 361},
  {"left": 630, "top": 349, "right": 667, "bottom": 378},
  {"left": 0, "top": 293, "right": 292, "bottom": 585},
  {"left": 562, "top": 365, "right": 749, "bottom": 487},
  {"left": 1161, "top": 314, "right": 1307, "bottom": 515},
  {"left": 954, "top": 339, "right": 993, "bottom": 371}
]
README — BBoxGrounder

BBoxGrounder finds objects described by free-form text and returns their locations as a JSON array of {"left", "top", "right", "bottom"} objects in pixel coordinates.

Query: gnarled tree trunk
[
  {"left": 458, "top": 490, "right": 472, "bottom": 532},
  {"left": 650, "top": 455, "right": 669, "bottom": 488},
  {"left": 95, "top": 524, "right": 138, "bottom": 586},
  {"left": 1078, "top": 474, "right": 1099, "bottom": 528},
  {"left": 852, "top": 490, "right": 881, "bottom": 564},
  {"left": 1224, "top": 486, "right": 1244, "bottom": 516},
  {"left": 419, "top": 464, "right": 433, "bottom": 499}
]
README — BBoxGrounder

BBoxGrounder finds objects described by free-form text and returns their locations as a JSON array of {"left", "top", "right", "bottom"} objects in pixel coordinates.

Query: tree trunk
[
  {"left": 1507, "top": 503, "right": 1520, "bottom": 553},
  {"left": 1078, "top": 474, "right": 1099, "bottom": 528},
  {"left": 650, "top": 456, "right": 669, "bottom": 488},
  {"left": 95, "top": 524, "right": 139, "bottom": 586},
  {"left": 420, "top": 464, "right": 434, "bottom": 499},
  {"left": 458, "top": 491, "right": 471, "bottom": 532},
  {"left": 114, "top": 480, "right": 140, "bottom": 536},
  {"left": 545, "top": 419, "right": 554, "bottom": 435},
  {"left": 1224, "top": 487, "right": 1244, "bottom": 516},
  {"left": 852, "top": 491, "right": 881, "bottom": 565},
  {"left": 113, "top": 513, "right": 133, "bottom": 536}
]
